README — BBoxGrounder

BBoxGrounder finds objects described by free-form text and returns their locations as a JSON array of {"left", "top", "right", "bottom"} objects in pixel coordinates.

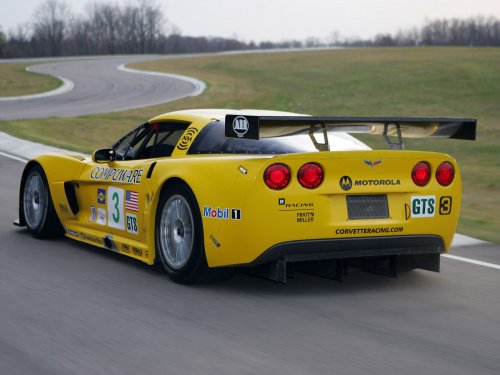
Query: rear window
[{"left": 188, "top": 121, "right": 313, "bottom": 155}]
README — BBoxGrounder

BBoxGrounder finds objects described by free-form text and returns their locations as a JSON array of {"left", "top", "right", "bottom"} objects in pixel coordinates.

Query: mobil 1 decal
[
  {"left": 225, "top": 115, "right": 259, "bottom": 140},
  {"left": 411, "top": 195, "right": 435, "bottom": 218},
  {"left": 107, "top": 187, "right": 125, "bottom": 230}
]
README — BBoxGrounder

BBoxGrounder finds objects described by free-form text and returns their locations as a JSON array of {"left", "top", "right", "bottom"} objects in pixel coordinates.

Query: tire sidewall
[
  {"left": 23, "top": 166, "right": 51, "bottom": 236},
  {"left": 155, "top": 183, "right": 207, "bottom": 283}
]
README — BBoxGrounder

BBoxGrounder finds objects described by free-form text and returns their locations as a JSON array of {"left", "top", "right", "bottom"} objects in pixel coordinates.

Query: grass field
[
  {"left": 0, "top": 63, "right": 61, "bottom": 96},
  {"left": 0, "top": 47, "right": 498, "bottom": 242}
]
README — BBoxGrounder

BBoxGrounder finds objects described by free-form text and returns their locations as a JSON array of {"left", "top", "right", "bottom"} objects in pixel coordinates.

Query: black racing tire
[
  {"left": 155, "top": 183, "right": 235, "bottom": 284},
  {"left": 21, "top": 165, "right": 62, "bottom": 238}
]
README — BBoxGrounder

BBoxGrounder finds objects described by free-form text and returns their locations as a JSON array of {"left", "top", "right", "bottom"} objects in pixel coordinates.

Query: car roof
[{"left": 148, "top": 109, "right": 308, "bottom": 123}]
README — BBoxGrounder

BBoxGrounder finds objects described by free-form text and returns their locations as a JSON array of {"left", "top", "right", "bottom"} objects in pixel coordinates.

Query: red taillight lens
[
  {"left": 436, "top": 161, "right": 455, "bottom": 186},
  {"left": 264, "top": 163, "right": 291, "bottom": 190},
  {"left": 298, "top": 163, "right": 324, "bottom": 189},
  {"left": 412, "top": 161, "right": 431, "bottom": 186}
]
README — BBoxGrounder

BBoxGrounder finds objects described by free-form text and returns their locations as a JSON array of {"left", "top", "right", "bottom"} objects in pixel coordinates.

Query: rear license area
[{"left": 346, "top": 194, "right": 389, "bottom": 220}]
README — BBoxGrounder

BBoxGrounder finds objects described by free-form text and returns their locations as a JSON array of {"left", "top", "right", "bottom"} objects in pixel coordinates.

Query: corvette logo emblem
[
  {"left": 364, "top": 160, "right": 382, "bottom": 167},
  {"left": 339, "top": 176, "right": 352, "bottom": 191}
]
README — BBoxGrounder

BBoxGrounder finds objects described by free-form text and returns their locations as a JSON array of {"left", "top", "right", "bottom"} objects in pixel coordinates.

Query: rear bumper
[{"left": 249, "top": 235, "right": 445, "bottom": 265}]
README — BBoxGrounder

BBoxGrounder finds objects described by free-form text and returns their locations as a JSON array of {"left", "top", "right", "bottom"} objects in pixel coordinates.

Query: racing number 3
[
  {"left": 112, "top": 192, "right": 120, "bottom": 223},
  {"left": 107, "top": 187, "right": 125, "bottom": 230}
]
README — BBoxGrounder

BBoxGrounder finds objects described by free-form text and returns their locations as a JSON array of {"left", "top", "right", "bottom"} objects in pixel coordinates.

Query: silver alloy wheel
[
  {"left": 23, "top": 171, "right": 47, "bottom": 229},
  {"left": 159, "top": 194, "right": 194, "bottom": 269}
]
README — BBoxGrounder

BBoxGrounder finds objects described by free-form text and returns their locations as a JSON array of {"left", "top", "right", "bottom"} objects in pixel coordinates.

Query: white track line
[
  {"left": 117, "top": 64, "right": 206, "bottom": 96},
  {"left": 442, "top": 254, "right": 500, "bottom": 270},
  {"left": 0, "top": 151, "right": 28, "bottom": 163}
]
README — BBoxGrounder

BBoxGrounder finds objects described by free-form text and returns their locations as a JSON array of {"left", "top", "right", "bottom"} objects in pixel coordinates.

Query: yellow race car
[{"left": 15, "top": 109, "right": 476, "bottom": 283}]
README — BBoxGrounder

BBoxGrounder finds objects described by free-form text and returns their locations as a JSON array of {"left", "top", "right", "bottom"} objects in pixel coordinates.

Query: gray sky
[{"left": 1, "top": 0, "right": 499, "bottom": 41}]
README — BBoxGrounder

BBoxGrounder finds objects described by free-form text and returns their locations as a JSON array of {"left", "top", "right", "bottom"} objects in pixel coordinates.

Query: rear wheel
[
  {"left": 156, "top": 183, "right": 234, "bottom": 284},
  {"left": 22, "top": 165, "right": 61, "bottom": 238}
]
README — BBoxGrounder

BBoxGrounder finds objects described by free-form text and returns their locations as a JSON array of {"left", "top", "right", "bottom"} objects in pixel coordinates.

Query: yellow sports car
[{"left": 15, "top": 109, "right": 476, "bottom": 283}]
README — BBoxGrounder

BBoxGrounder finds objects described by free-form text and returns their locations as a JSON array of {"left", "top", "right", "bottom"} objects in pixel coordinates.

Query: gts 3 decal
[{"left": 411, "top": 196, "right": 436, "bottom": 218}]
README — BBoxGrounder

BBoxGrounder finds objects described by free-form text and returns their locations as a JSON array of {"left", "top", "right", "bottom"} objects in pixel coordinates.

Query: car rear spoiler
[{"left": 225, "top": 115, "right": 476, "bottom": 150}]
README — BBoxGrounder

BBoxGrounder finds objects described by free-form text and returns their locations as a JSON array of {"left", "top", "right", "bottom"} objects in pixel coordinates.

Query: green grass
[
  {"left": 0, "top": 47, "right": 499, "bottom": 242},
  {"left": 0, "top": 63, "right": 62, "bottom": 96}
]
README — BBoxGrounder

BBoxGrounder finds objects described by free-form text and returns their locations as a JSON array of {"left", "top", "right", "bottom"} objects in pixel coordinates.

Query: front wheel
[{"left": 22, "top": 165, "right": 62, "bottom": 238}]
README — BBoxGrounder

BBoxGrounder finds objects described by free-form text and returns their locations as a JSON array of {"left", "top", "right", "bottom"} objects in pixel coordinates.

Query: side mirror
[{"left": 92, "top": 148, "right": 116, "bottom": 163}]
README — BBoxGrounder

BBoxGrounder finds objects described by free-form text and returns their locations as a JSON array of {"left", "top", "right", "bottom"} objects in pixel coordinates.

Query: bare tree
[{"left": 32, "top": 0, "right": 71, "bottom": 56}]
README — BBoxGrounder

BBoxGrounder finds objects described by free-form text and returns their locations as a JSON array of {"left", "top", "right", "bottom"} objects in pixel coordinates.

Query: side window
[
  {"left": 114, "top": 127, "right": 149, "bottom": 160},
  {"left": 112, "top": 122, "right": 191, "bottom": 160},
  {"left": 148, "top": 129, "right": 186, "bottom": 158},
  {"left": 136, "top": 123, "right": 190, "bottom": 159}
]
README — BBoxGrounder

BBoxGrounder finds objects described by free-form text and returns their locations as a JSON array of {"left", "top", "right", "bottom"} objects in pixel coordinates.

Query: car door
[
  {"left": 74, "top": 122, "right": 190, "bottom": 247},
  {"left": 75, "top": 125, "right": 153, "bottom": 246}
]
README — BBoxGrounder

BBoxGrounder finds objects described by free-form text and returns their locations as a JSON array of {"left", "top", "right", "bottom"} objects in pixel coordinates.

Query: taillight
[
  {"left": 436, "top": 161, "right": 454, "bottom": 186},
  {"left": 264, "top": 163, "right": 291, "bottom": 190},
  {"left": 412, "top": 162, "right": 431, "bottom": 186},
  {"left": 298, "top": 163, "right": 324, "bottom": 189}
]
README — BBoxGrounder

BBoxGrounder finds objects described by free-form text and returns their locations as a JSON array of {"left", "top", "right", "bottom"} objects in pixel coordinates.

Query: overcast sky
[{"left": 1, "top": 0, "right": 500, "bottom": 41}]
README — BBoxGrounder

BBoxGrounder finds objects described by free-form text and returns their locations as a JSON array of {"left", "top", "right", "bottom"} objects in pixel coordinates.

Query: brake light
[
  {"left": 264, "top": 163, "right": 291, "bottom": 190},
  {"left": 298, "top": 163, "right": 324, "bottom": 189},
  {"left": 436, "top": 161, "right": 454, "bottom": 186},
  {"left": 412, "top": 162, "right": 431, "bottom": 186}
]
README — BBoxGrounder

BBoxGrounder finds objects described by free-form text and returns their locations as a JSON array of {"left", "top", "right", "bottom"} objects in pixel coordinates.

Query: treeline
[
  {"left": 0, "top": 0, "right": 249, "bottom": 57},
  {"left": 0, "top": 0, "right": 499, "bottom": 58},
  {"left": 364, "top": 16, "right": 500, "bottom": 47}
]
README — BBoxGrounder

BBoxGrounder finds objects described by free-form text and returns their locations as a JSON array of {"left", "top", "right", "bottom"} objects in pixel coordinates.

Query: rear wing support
[
  {"left": 383, "top": 123, "right": 404, "bottom": 150},
  {"left": 309, "top": 124, "right": 330, "bottom": 151}
]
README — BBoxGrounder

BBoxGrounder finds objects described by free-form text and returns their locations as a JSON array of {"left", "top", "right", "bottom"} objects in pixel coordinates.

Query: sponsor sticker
[
  {"left": 203, "top": 206, "right": 241, "bottom": 220},
  {"left": 339, "top": 176, "right": 353, "bottom": 191},
  {"left": 90, "top": 167, "right": 144, "bottom": 184},
  {"left": 177, "top": 128, "right": 199, "bottom": 150},
  {"left": 97, "top": 189, "right": 106, "bottom": 204},
  {"left": 126, "top": 213, "right": 138, "bottom": 234},
  {"left": 278, "top": 199, "right": 315, "bottom": 212},
  {"left": 225, "top": 115, "right": 259, "bottom": 139},
  {"left": 97, "top": 208, "right": 106, "bottom": 225},
  {"left": 411, "top": 196, "right": 436, "bottom": 218},
  {"left": 232, "top": 116, "right": 250, "bottom": 137},
  {"left": 79, "top": 232, "right": 103, "bottom": 245},
  {"left": 354, "top": 179, "right": 400, "bottom": 187},
  {"left": 336, "top": 227, "right": 404, "bottom": 235},
  {"left": 297, "top": 212, "right": 314, "bottom": 223},
  {"left": 89, "top": 207, "right": 97, "bottom": 222},
  {"left": 132, "top": 247, "right": 143, "bottom": 256}
]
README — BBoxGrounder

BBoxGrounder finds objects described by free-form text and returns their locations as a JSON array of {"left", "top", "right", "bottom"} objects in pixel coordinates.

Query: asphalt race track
[
  {"left": 0, "top": 55, "right": 203, "bottom": 120},
  {"left": 1, "top": 155, "right": 500, "bottom": 375}
]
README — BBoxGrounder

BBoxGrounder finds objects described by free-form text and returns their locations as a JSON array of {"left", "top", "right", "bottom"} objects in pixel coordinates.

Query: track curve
[{"left": 0, "top": 55, "right": 205, "bottom": 120}]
